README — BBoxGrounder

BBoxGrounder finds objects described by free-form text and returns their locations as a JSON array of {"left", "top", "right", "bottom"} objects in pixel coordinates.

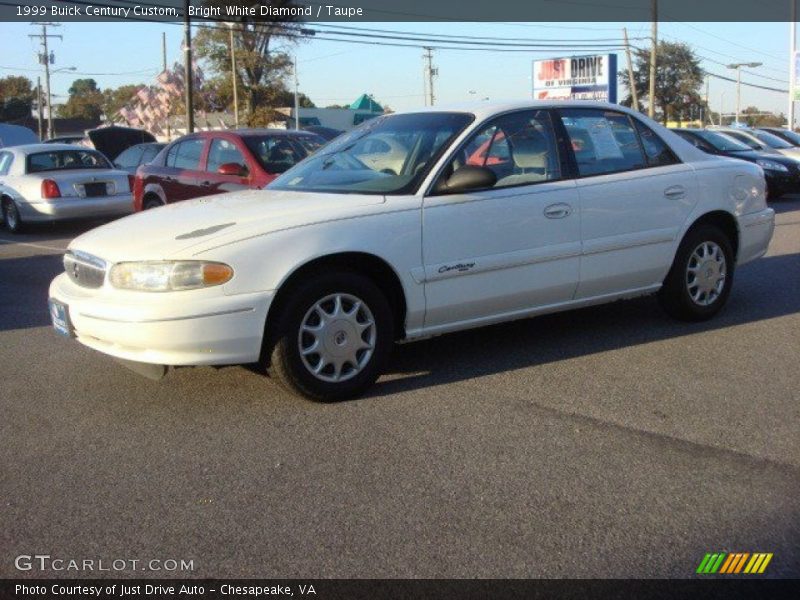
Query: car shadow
[
  {"left": 0, "top": 218, "right": 117, "bottom": 245},
  {"left": 371, "top": 250, "right": 800, "bottom": 398},
  {"left": 0, "top": 254, "right": 64, "bottom": 331}
]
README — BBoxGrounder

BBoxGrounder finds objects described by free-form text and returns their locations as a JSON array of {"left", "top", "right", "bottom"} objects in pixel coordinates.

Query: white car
[
  {"left": 0, "top": 144, "right": 133, "bottom": 233},
  {"left": 48, "top": 101, "right": 775, "bottom": 401}
]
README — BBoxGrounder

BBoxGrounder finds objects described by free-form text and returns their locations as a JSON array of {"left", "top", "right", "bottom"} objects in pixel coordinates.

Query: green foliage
[
  {"left": 60, "top": 78, "right": 104, "bottom": 121},
  {"left": 620, "top": 41, "right": 705, "bottom": 123},
  {"left": 0, "top": 75, "right": 34, "bottom": 121},
  {"left": 193, "top": 0, "right": 309, "bottom": 123},
  {"left": 741, "top": 106, "right": 785, "bottom": 127},
  {"left": 102, "top": 84, "right": 143, "bottom": 120}
]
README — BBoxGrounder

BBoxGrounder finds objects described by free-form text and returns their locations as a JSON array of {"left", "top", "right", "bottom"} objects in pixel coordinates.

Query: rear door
[
  {"left": 163, "top": 138, "right": 207, "bottom": 202},
  {"left": 558, "top": 108, "right": 697, "bottom": 299}
]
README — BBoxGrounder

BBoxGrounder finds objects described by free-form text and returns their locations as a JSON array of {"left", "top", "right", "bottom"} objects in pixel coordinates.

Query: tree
[
  {"left": 0, "top": 75, "right": 34, "bottom": 121},
  {"left": 102, "top": 84, "right": 143, "bottom": 120},
  {"left": 193, "top": 0, "right": 308, "bottom": 125},
  {"left": 60, "top": 78, "right": 104, "bottom": 121},
  {"left": 741, "top": 106, "right": 785, "bottom": 127},
  {"left": 620, "top": 41, "right": 705, "bottom": 124}
]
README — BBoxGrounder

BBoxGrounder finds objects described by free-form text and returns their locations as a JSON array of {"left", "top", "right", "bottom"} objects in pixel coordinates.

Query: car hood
[{"left": 68, "top": 189, "right": 387, "bottom": 263}]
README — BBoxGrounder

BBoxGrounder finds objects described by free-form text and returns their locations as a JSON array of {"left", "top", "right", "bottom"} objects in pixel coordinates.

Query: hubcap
[
  {"left": 298, "top": 293, "right": 376, "bottom": 383},
  {"left": 5, "top": 204, "right": 17, "bottom": 228},
  {"left": 686, "top": 241, "right": 727, "bottom": 306}
]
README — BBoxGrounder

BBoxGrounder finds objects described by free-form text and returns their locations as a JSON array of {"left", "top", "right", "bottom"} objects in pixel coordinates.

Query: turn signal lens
[
  {"left": 41, "top": 179, "right": 61, "bottom": 199},
  {"left": 202, "top": 263, "right": 234, "bottom": 285}
]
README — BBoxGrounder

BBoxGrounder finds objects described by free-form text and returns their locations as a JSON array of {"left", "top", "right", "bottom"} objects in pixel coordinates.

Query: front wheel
[
  {"left": 266, "top": 272, "right": 394, "bottom": 401},
  {"left": 658, "top": 225, "right": 735, "bottom": 321}
]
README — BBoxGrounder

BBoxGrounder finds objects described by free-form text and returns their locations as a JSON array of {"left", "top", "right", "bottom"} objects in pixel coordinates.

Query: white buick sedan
[
  {"left": 0, "top": 144, "right": 133, "bottom": 233},
  {"left": 48, "top": 102, "right": 775, "bottom": 401}
]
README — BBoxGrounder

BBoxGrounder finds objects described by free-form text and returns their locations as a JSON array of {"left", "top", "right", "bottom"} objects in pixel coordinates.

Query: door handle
[
  {"left": 544, "top": 203, "right": 572, "bottom": 219},
  {"left": 664, "top": 185, "right": 686, "bottom": 199},
  {"left": 200, "top": 180, "right": 212, "bottom": 187}
]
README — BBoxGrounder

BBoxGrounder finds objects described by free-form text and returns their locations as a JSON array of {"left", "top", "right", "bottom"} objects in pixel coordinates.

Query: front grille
[{"left": 64, "top": 251, "right": 107, "bottom": 289}]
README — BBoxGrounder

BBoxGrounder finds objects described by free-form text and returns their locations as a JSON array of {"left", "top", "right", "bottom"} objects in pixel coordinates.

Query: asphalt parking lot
[{"left": 1, "top": 201, "right": 798, "bottom": 579}]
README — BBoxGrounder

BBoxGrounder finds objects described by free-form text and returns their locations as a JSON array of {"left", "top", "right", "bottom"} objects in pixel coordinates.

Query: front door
[{"left": 422, "top": 108, "right": 581, "bottom": 331}]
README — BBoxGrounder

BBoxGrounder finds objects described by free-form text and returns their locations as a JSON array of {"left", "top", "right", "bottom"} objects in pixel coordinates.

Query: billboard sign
[{"left": 533, "top": 54, "right": 618, "bottom": 103}]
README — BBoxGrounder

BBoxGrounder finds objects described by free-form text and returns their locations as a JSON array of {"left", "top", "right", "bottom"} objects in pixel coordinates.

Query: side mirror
[
  {"left": 435, "top": 165, "right": 497, "bottom": 195},
  {"left": 218, "top": 162, "right": 247, "bottom": 177}
]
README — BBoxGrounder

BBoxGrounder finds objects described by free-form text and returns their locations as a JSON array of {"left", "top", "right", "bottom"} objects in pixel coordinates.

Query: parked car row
[
  {"left": 671, "top": 126, "right": 800, "bottom": 198},
  {"left": 47, "top": 101, "right": 775, "bottom": 401}
]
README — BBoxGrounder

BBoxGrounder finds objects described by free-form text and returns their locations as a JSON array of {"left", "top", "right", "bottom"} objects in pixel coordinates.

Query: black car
[
  {"left": 758, "top": 126, "right": 800, "bottom": 147},
  {"left": 672, "top": 128, "right": 800, "bottom": 199},
  {"left": 113, "top": 142, "right": 167, "bottom": 174}
]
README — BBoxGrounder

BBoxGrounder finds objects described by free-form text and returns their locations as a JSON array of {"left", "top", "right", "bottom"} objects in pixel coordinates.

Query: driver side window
[{"left": 444, "top": 109, "right": 562, "bottom": 190}]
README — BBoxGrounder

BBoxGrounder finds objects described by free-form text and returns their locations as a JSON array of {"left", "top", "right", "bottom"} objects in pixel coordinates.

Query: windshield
[
  {"left": 752, "top": 129, "right": 794, "bottom": 149},
  {"left": 27, "top": 149, "right": 111, "bottom": 173},
  {"left": 268, "top": 112, "right": 474, "bottom": 195},
  {"left": 721, "top": 130, "right": 762, "bottom": 150},
  {"left": 693, "top": 130, "right": 752, "bottom": 152},
  {"left": 764, "top": 128, "right": 800, "bottom": 145}
]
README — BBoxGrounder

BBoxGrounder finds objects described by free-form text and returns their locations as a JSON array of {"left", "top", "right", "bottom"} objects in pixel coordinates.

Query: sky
[{"left": 0, "top": 20, "right": 795, "bottom": 123}]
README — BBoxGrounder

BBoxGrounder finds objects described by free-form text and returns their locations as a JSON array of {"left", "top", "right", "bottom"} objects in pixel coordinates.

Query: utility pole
[
  {"left": 790, "top": 0, "right": 797, "bottom": 130},
  {"left": 648, "top": 0, "right": 657, "bottom": 120},
  {"left": 623, "top": 27, "right": 639, "bottom": 111},
  {"left": 423, "top": 47, "right": 436, "bottom": 106},
  {"left": 29, "top": 23, "right": 61, "bottom": 140},
  {"left": 183, "top": 0, "right": 194, "bottom": 133},
  {"left": 293, "top": 55, "right": 300, "bottom": 130},
  {"left": 704, "top": 75, "right": 710, "bottom": 126},
  {"left": 162, "top": 31, "right": 167, "bottom": 72},
  {"left": 36, "top": 77, "right": 43, "bottom": 141},
  {"left": 229, "top": 24, "right": 239, "bottom": 129},
  {"left": 727, "top": 62, "right": 762, "bottom": 125}
]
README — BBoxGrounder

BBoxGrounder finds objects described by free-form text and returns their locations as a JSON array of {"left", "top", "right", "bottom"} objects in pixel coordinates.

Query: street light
[
  {"left": 47, "top": 66, "right": 76, "bottom": 140},
  {"left": 727, "top": 62, "right": 762, "bottom": 125}
]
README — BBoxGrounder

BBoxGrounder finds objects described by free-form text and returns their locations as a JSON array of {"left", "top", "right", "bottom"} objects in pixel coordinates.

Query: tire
[
  {"left": 658, "top": 224, "right": 735, "bottom": 321},
  {"left": 266, "top": 271, "right": 394, "bottom": 402},
  {"left": 142, "top": 197, "right": 164, "bottom": 210},
  {"left": 2, "top": 198, "right": 24, "bottom": 234}
]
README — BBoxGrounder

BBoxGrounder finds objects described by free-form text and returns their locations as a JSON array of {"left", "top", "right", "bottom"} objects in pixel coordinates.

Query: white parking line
[{"left": 0, "top": 238, "right": 67, "bottom": 252}]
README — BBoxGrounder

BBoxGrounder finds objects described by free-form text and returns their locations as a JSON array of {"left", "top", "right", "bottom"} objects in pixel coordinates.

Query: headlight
[
  {"left": 109, "top": 261, "right": 233, "bottom": 292},
  {"left": 756, "top": 159, "right": 789, "bottom": 173}
]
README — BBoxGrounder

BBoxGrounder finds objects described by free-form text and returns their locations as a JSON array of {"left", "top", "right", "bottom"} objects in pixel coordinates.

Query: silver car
[{"left": 0, "top": 144, "right": 133, "bottom": 233}]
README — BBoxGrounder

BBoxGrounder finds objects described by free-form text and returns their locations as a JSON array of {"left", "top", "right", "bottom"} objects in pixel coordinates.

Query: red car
[{"left": 133, "top": 129, "right": 325, "bottom": 211}]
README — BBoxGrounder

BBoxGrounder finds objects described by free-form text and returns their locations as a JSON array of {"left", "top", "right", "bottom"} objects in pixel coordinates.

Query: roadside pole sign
[{"left": 532, "top": 54, "right": 618, "bottom": 103}]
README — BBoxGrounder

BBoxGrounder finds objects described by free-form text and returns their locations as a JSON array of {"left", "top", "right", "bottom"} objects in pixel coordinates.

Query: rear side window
[
  {"left": 166, "top": 139, "right": 204, "bottom": 170},
  {"left": 114, "top": 146, "right": 144, "bottom": 169},
  {"left": 560, "top": 109, "right": 646, "bottom": 177},
  {"left": 634, "top": 121, "right": 679, "bottom": 167}
]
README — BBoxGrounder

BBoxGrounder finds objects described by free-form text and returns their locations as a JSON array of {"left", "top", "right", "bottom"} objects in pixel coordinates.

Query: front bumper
[
  {"left": 48, "top": 273, "right": 273, "bottom": 366},
  {"left": 21, "top": 195, "right": 133, "bottom": 222},
  {"left": 738, "top": 208, "right": 775, "bottom": 266}
]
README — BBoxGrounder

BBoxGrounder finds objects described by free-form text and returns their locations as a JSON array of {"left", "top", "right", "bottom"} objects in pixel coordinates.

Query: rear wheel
[
  {"left": 266, "top": 271, "right": 394, "bottom": 401},
  {"left": 2, "top": 198, "right": 23, "bottom": 233},
  {"left": 658, "top": 224, "right": 734, "bottom": 321}
]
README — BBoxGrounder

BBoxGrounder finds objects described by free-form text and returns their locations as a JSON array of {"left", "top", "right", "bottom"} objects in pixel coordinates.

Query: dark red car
[{"left": 133, "top": 129, "right": 326, "bottom": 211}]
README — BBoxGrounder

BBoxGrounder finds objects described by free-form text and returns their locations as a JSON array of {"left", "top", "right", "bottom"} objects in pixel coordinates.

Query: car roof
[
  {"left": 9, "top": 143, "right": 99, "bottom": 155},
  {"left": 187, "top": 128, "right": 320, "bottom": 139},
  {"left": 392, "top": 99, "right": 642, "bottom": 120}
]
